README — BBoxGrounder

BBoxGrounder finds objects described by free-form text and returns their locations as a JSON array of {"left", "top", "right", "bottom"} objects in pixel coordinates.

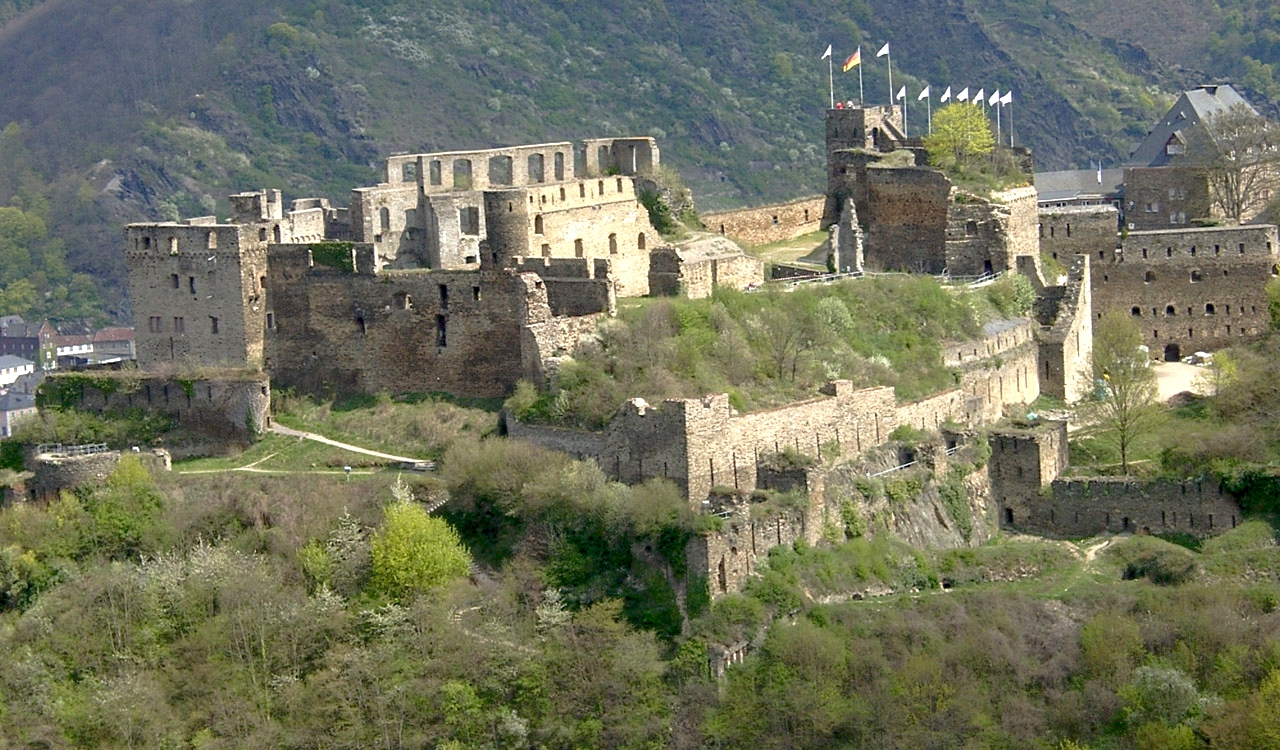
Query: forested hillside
[{"left": 0, "top": 0, "right": 1278, "bottom": 318}]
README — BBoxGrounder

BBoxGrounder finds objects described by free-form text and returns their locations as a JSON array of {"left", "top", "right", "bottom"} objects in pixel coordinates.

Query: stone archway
[{"left": 1164, "top": 343, "right": 1181, "bottom": 362}]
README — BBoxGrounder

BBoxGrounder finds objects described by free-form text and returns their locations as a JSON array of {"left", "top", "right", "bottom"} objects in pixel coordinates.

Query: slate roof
[
  {"left": 1034, "top": 168, "right": 1125, "bottom": 204},
  {"left": 0, "top": 355, "right": 33, "bottom": 370},
  {"left": 0, "top": 392, "right": 36, "bottom": 413},
  {"left": 1127, "top": 85, "right": 1256, "bottom": 168}
]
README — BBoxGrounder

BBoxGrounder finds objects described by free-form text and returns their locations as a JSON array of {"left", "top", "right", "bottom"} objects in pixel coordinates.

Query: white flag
[
  {"left": 1097, "top": 162, "right": 1103, "bottom": 184},
  {"left": 876, "top": 43, "right": 890, "bottom": 57},
  {"left": 957, "top": 87, "right": 970, "bottom": 101},
  {"left": 940, "top": 86, "right": 952, "bottom": 102},
  {"left": 990, "top": 89, "right": 1000, "bottom": 106},
  {"left": 1000, "top": 91, "right": 1012, "bottom": 105},
  {"left": 918, "top": 86, "right": 930, "bottom": 101},
  {"left": 974, "top": 88, "right": 985, "bottom": 104},
  {"left": 821, "top": 44, "right": 832, "bottom": 60},
  {"left": 896, "top": 85, "right": 906, "bottom": 100}
]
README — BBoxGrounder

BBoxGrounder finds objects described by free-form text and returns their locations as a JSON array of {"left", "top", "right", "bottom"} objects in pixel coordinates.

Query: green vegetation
[
  {"left": 925, "top": 102, "right": 995, "bottom": 170},
  {"left": 308, "top": 241, "right": 356, "bottom": 272},
  {"left": 512, "top": 276, "right": 1020, "bottom": 428}
]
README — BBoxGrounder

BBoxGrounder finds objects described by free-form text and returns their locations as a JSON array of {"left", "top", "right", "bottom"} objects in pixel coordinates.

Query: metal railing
[
  {"left": 36, "top": 442, "right": 111, "bottom": 458},
  {"left": 868, "top": 459, "right": 917, "bottom": 478}
]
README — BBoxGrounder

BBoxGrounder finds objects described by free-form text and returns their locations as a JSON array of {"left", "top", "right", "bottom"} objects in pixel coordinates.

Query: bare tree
[{"left": 1188, "top": 103, "right": 1280, "bottom": 223}]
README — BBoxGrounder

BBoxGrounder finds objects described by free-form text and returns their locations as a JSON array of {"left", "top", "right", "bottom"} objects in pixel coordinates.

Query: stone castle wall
[
  {"left": 945, "top": 187, "right": 1040, "bottom": 276},
  {"left": 988, "top": 420, "right": 1244, "bottom": 538},
  {"left": 42, "top": 373, "right": 270, "bottom": 456},
  {"left": 702, "top": 196, "right": 825, "bottom": 246},
  {"left": 1039, "top": 207, "right": 1117, "bottom": 267},
  {"left": 1094, "top": 224, "right": 1279, "bottom": 357},
  {"left": 649, "top": 249, "right": 764, "bottom": 299},
  {"left": 1023, "top": 254, "right": 1094, "bottom": 403},
  {"left": 863, "top": 166, "right": 950, "bottom": 273},
  {"left": 264, "top": 244, "right": 602, "bottom": 398},
  {"left": 28, "top": 449, "right": 171, "bottom": 503},
  {"left": 126, "top": 222, "right": 268, "bottom": 371}
]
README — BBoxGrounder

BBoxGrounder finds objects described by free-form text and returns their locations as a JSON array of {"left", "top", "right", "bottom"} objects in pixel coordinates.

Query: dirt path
[
  {"left": 270, "top": 423, "right": 429, "bottom": 466},
  {"left": 1151, "top": 361, "right": 1206, "bottom": 402}
]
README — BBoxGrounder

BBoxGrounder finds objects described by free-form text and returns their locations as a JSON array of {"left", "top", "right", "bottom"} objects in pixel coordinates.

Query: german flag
[{"left": 842, "top": 48, "right": 861, "bottom": 72}]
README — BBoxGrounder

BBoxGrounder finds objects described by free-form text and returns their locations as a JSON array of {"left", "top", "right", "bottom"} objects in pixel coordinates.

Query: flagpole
[
  {"left": 886, "top": 51, "right": 893, "bottom": 105},
  {"left": 996, "top": 99, "right": 1002, "bottom": 144},
  {"left": 858, "top": 49, "right": 864, "bottom": 103},
  {"left": 828, "top": 53, "right": 834, "bottom": 110}
]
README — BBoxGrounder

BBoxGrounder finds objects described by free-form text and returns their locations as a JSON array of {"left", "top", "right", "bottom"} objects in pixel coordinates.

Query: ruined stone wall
[
  {"left": 28, "top": 449, "right": 171, "bottom": 502},
  {"left": 349, "top": 183, "right": 425, "bottom": 269},
  {"left": 1040, "top": 207, "right": 1117, "bottom": 268},
  {"left": 702, "top": 196, "right": 825, "bottom": 246},
  {"left": 946, "top": 320, "right": 1041, "bottom": 423},
  {"left": 1124, "top": 167, "right": 1212, "bottom": 230},
  {"left": 486, "top": 180, "right": 656, "bottom": 297},
  {"left": 1095, "top": 224, "right": 1280, "bottom": 357},
  {"left": 1027, "top": 477, "right": 1244, "bottom": 537},
  {"left": 669, "top": 253, "right": 766, "bottom": 299},
  {"left": 1034, "top": 255, "right": 1094, "bottom": 403},
  {"left": 944, "top": 187, "right": 1040, "bottom": 276},
  {"left": 521, "top": 312, "right": 607, "bottom": 388},
  {"left": 264, "top": 245, "right": 574, "bottom": 398},
  {"left": 43, "top": 373, "right": 271, "bottom": 456},
  {"left": 126, "top": 222, "right": 268, "bottom": 371},
  {"left": 863, "top": 166, "right": 950, "bottom": 273},
  {"left": 987, "top": 421, "right": 1069, "bottom": 529}
]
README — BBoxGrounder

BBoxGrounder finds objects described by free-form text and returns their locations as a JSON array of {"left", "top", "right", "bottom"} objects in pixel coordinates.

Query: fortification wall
[
  {"left": 264, "top": 246, "right": 580, "bottom": 397},
  {"left": 702, "top": 196, "right": 825, "bottom": 246},
  {"left": 1095, "top": 224, "right": 1279, "bottom": 356},
  {"left": 486, "top": 180, "right": 655, "bottom": 297},
  {"left": 1029, "top": 477, "right": 1243, "bottom": 537},
  {"left": 1040, "top": 207, "right": 1117, "bottom": 267},
  {"left": 678, "top": 253, "right": 765, "bottom": 299},
  {"left": 28, "top": 449, "right": 171, "bottom": 502},
  {"left": 988, "top": 421, "right": 1069, "bottom": 529},
  {"left": 944, "top": 187, "right": 1040, "bottom": 276},
  {"left": 863, "top": 166, "right": 950, "bottom": 273},
  {"left": 41, "top": 373, "right": 270, "bottom": 455},
  {"left": 1034, "top": 255, "right": 1094, "bottom": 403},
  {"left": 126, "top": 223, "right": 268, "bottom": 371}
]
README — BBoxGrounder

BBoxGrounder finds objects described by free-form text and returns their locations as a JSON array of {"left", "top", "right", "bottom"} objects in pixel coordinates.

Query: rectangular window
[
  {"left": 149, "top": 316, "right": 162, "bottom": 333},
  {"left": 173, "top": 317, "right": 185, "bottom": 334},
  {"left": 188, "top": 277, "right": 196, "bottom": 294},
  {"left": 171, "top": 274, "right": 180, "bottom": 289},
  {"left": 266, "top": 312, "right": 275, "bottom": 330},
  {"left": 436, "top": 315, "right": 447, "bottom": 347},
  {"left": 439, "top": 284, "right": 449, "bottom": 308},
  {"left": 210, "top": 317, "right": 219, "bottom": 334},
  {"left": 472, "top": 285, "right": 481, "bottom": 301}
]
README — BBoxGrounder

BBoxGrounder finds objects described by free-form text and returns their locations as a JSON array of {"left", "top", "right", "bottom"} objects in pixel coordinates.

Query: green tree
[
  {"left": 370, "top": 480, "right": 471, "bottom": 601},
  {"left": 1085, "top": 311, "right": 1160, "bottom": 474},
  {"left": 925, "top": 103, "right": 996, "bottom": 172}
]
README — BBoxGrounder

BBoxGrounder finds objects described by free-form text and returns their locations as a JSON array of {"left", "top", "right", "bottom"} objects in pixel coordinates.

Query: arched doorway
[{"left": 1164, "top": 343, "right": 1181, "bottom": 362}]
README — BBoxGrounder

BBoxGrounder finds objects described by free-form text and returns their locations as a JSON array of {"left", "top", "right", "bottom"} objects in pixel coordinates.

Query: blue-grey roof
[
  {"left": 1127, "top": 85, "right": 1255, "bottom": 167},
  {"left": 0, "top": 392, "right": 35, "bottom": 412},
  {"left": 1034, "top": 168, "right": 1124, "bottom": 203},
  {"left": 0, "top": 355, "right": 33, "bottom": 370}
]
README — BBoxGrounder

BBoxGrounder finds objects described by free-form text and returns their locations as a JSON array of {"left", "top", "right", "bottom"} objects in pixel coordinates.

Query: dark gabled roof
[
  {"left": 93, "top": 326, "right": 135, "bottom": 343},
  {"left": 1127, "top": 85, "right": 1256, "bottom": 168},
  {"left": 0, "top": 392, "right": 35, "bottom": 413},
  {"left": 1034, "top": 168, "right": 1124, "bottom": 203}
]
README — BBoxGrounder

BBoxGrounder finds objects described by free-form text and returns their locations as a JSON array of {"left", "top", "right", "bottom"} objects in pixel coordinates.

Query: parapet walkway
[{"left": 270, "top": 423, "right": 435, "bottom": 470}]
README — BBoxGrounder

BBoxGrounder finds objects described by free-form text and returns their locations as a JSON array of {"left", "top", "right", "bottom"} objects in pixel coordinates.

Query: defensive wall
[
  {"left": 1020, "top": 254, "right": 1094, "bottom": 403},
  {"left": 510, "top": 312, "right": 1042, "bottom": 503},
  {"left": 687, "top": 467, "right": 830, "bottom": 598},
  {"left": 482, "top": 181, "right": 656, "bottom": 297},
  {"left": 38, "top": 371, "right": 271, "bottom": 457},
  {"left": 944, "top": 187, "right": 1041, "bottom": 276},
  {"left": 1094, "top": 224, "right": 1280, "bottom": 358},
  {"left": 701, "top": 196, "right": 825, "bottom": 246},
  {"left": 263, "top": 242, "right": 607, "bottom": 398},
  {"left": 988, "top": 420, "right": 1244, "bottom": 538},
  {"left": 27, "top": 447, "right": 171, "bottom": 503},
  {"left": 648, "top": 240, "right": 765, "bottom": 299},
  {"left": 1039, "top": 206, "right": 1118, "bottom": 267}
]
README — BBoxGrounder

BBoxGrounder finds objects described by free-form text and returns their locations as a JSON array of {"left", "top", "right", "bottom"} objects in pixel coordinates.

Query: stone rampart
[
  {"left": 1033, "top": 477, "right": 1242, "bottom": 537},
  {"left": 28, "top": 448, "right": 172, "bottom": 502},
  {"left": 702, "top": 196, "right": 825, "bottom": 246},
  {"left": 40, "top": 372, "right": 270, "bottom": 456},
  {"left": 1095, "top": 224, "right": 1280, "bottom": 357},
  {"left": 1027, "top": 254, "right": 1094, "bottom": 403},
  {"left": 264, "top": 244, "right": 602, "bottom": 397},
  {"left": 647, "top": 241, "right": 764, "bottom": 299},
  {"left": 1039, "top": 207, "right": 1117, "bottom": 267},
  {"left": 945, "top": 187, "right": 1040, "bottom": 276},
  {"left": 863, "top": 166, "right": 950, "bottom": 273}
]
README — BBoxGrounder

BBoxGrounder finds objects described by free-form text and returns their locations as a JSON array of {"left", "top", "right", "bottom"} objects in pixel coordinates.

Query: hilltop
[{"left": 0, "top": 0, "right": 1277, "bottom": 316}]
